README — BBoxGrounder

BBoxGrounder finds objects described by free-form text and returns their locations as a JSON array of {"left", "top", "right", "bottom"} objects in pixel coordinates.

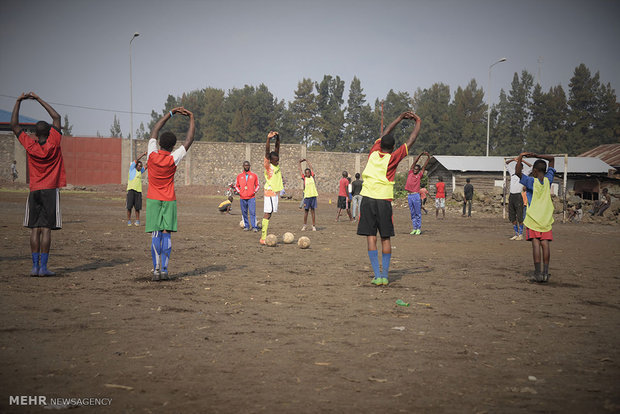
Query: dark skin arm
[
  {"left": 179, "top": 108, "right": 195, "bottom": 151},
  {"left": 419, "top": 151, "right": 430, "bottom": 174},
  {"left": 10, "top": 93, "right": 28, "bottom": 137},
  {"left": 516, "top": 152, "right": 554, "bottom": 178},
  {"left": 29, "top": 92, "right": 61, "bottom": 130},
  {"left": 299, "top": 159, "right": 305, "bottom": 176},
  {"left": 266, "top": 131, "right": 279, "bottom": 158},
  {"left": 380, "top": 111, "right": 421, "bottom": 151},
  {"left": 150, "top": 107, "right": 184, "bottom": 139}
]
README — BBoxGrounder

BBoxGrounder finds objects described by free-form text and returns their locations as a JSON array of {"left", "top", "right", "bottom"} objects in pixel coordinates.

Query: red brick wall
[{"left": 61, "top": 137, "right": 121, "bottom": 185}]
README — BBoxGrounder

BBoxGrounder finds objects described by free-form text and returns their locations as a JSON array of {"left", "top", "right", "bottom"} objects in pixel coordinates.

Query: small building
[
  {"left": 425, "top": 155, "right": 615, "bottom": 199},
  {"left": 0, "top": 109, "right": 38, "bottom": 133}
]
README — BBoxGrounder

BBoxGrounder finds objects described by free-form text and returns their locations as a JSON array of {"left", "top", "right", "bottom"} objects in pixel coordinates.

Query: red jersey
[
  {"left": 235, "top": 171, "right": 260, "bottom": 199},
  {"left": 146, "top": 139, "right": 187, "bottom": 201},
  {"left": 18, "top": 126, "right": 66, "bottom": 191},
  {"left": 405, "top": 170, "right": 423, "bottom": 193},
  {"left": 435, "top": 182, "right": 446, "bottom": 199},
  {"left": 338, "top": 177, "right": 349, "bottom": 196}
]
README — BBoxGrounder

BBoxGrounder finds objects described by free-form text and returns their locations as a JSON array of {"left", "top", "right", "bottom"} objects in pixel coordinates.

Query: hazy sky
[{"left": 1, "top": 0, "right": 618, "bottom": 136}]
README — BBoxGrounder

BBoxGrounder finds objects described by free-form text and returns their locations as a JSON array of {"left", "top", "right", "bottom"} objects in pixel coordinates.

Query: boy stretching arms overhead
[
  {"left": 10, "top": 92, "right": 65, "bottom": 276},
  {"left": 515, "top": 152, "right": 555, "bottom": 283},
  {"left": 357, "top": 111, "right": 422, "bottom": 286},
  {"left": 260, "top": 131, "right": 283, "bottom": 245},
  {"left": 146, "top": 107, "right": 195, "bottom": 280}
]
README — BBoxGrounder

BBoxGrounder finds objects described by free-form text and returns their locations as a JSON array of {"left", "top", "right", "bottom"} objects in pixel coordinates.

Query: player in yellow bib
[
  {"left": 516, "top": 152, "right": 556, "bottom": 283},
  {"left": 260, "top": 131, "right": 283, "bottom": 244},
  {"left": 299, "top": 158, "right": 318, "bottom": 231}
]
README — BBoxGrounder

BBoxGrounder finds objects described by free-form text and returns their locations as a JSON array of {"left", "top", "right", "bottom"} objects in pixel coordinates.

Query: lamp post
[
  {"left": 129, "top": 32, "right": 140, "bottom": 160},
  {"left": 486, "top": 57, "right": 506, "bottom": 156}
]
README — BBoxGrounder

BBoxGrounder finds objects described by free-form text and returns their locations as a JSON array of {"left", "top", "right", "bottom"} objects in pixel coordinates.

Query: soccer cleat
[
  {"left": 301, "top": 225, "right": 307, "bottom": 231},
  {"left": 259, "top": 238, "right": 266, "bottom": 245},
  {"left": 253, "top": 228, "right": 258, "bottom": 232},
  {"left": 38, "top": 268, "right": 56, "bottom": 277},
  {"left": 415, "top": 229, "right": 421, "bottom": 235},
  {"left": 509, "top": 235, "right": 518, "bottom": 240},
  {"left": 127, "top": 220, "right": 132, "bottom": 226},
  {"left": 152, "top": 270, "right": 161, "bottom": 281},
  {"left": 410, "top": 230, "right": 416, "bottom": 235},
  {"left": 312, "top": 226, "right": 317, "bottom": 231},
  {"left": 380, "top": 278, "right": 389, "bottom": 286},
  {"left": 160, "top": 271, "right": 169, "bottom": 281},
  {"left": 371, "top": 278, "right": 382, "bottom": 286},
  {"left": 134, "top": 220, "right": 140, "bottom": 226},
  {"left": 30, "top": 266, "right": 39, "bottom": 276},
  {"left": 516, "top": 234, "right": 523, "bottom": 241},
  {"left": 243, "top": 227, "right": 249, "bottom": 231},
  {"left": 541, "top": 273, "right": 550, "bottom": 283}
]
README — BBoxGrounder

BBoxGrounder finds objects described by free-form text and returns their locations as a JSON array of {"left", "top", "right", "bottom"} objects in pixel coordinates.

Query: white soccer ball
[
  {"left": 265, "top": 234, "right": 278, "bottom": 247},
  {"left": 283, "top": 232, "right": 295, "bottom": 244},
  {"left": 298, "top": 236, "right": 311, "bottom": 249}
]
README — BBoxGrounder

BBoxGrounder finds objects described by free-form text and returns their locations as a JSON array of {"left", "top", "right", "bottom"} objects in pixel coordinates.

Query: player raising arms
[
  {"left": 260, "top": 131, "right": 283, "bottom": 245},
  {"left": 358, "top": 111, "right": 422, "bottom": 286},
  {"left": 10, "top": 92, "right": 65, "bottom": 276},
  {"left": 146, "top": 107, "right": 195, "bottom": 280},
  {"left": 299, "top": 158, "right": 318, "bottom": 231}
]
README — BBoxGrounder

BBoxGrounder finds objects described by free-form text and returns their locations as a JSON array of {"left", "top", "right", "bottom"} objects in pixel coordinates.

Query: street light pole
[
  {"left": 486, "top": 57, "right": 507, "bottom": 156},
  {"left": 129, "top": 32, "right": 140, "bottom": 160}
]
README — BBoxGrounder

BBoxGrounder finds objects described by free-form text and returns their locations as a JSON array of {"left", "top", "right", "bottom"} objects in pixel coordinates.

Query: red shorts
[{"left": 525, "top": 227, "right": 553, "bottom": 241}]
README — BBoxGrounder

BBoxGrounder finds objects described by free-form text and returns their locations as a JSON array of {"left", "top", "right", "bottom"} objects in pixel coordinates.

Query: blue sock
[
  {"left": 513, "top": 224, "right": 518, "bottom": 235},
  {"left": 368, "top": 250, "right": 380, "bottom": 279},
  {"left": 32, "top": 253, "right": 40, "bottom": 268},
  {"left": 381, "top": 253, "right": 391, "bottom": 279},
  {"left": 151, "top": 231, "right": 162, "bottom": 271},
  {"left": 519, "top": 224, "right": 524, "bottom": 235},
  {"left": 161, "top": 233, "right": 172, "bottom": 273},
  {"left": 40, "top": 253, "right": 49, "bottom": 271}
]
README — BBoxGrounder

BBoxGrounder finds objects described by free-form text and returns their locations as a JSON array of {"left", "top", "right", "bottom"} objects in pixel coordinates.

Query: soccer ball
[
  {"left": 239, "top": 219, "right": 245, "bottom": 228},
  {"left": 283, "top": 232, "right": 295, "bottom": 244},
  {"left": 265, "top": 234, "right": 278, "bottom": 247},
  {"left": 298, "top": 236, "right": 311, "bottom": 249}
]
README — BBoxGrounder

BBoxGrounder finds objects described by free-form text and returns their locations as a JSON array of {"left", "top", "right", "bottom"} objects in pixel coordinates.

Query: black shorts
[
  {"left": 508, "top": 193, "right": 524, "bottom": 223},
  {"left": 337, "top": 196, "right": 348, "bottom": 209},
  {"left": 24, "top": 189, "right": 62, "bottom": 229},
  {"left": 126, "top": 189, "right": 142, "bottom": 211},
  {"left": 357, "top": 196, "right": 394, "bottom": 238}
]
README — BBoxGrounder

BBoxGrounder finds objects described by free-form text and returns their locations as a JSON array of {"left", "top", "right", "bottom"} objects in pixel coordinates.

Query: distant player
[
  {"left": 336, "top": 171, "right": 353, "bottom": 222},
  {"left": 126, "top": 151, "right": 147, "bottom": 226},
  {"left": 218, "top": 196, "right": 233, "bottom": 214},
  {"left": 357, "top": 111, "right": 422, "bottom": 286},
  {"left": 515, "top": 152, "right": 555, "bottom": 283},
  {"left": 419, "top": 184, "right": 429, "bottom": 214},
  {"left": 146, "top": 107, "right": 195, "bottom": 280},
  {"left": 260, "top": 131, "right": 283, "bottom": 245},
  {"left": 405, "top": 151, "right": 430, "bottom": 234},
  {"left": 235, "top": 161, "right": 260, "bottom": 232},
  {"left": 434, "top": 176, "right": 446, "bottom": 219},
  {"left": 299, "top": 158, "right": 318, "bottom": 231},
  {"left": 350, "top": 173, "right": 363, "bottom": 220},
  {"left": 506, "top": 158, "right": 532, "bottom": 240},
  {"left": 462, "top": 178, "right": 474, "bottom": 217},
  {"left": 10, "top": 92, "right": 65, "bottom": 276}
]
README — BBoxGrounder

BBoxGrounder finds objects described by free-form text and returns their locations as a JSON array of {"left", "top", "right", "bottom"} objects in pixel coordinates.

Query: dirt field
[{"left": 1, "top": 185, "right": 619, "bottom": 413}]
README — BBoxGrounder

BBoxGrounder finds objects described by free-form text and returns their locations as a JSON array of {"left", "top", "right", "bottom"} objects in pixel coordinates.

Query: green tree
[
  {"left": 412, "top": 83, "right": 451, "bottom": 154},
  {"left": 314, "top": 75, "right": 345, "bottom": 151},
  {"left": 135, "top": 122, "right": 149, "bottom": 140},
  {"left": 289, "top": 78, "right": 319, "bottom": 147},
  {"left": 61, "top": 114, "right": 73, "bottom": 136},
  {"left": 493, "top": 70, "right": 534, "bottom": 155},
  {"left": 449, "top": 79, "right": 486, "bottom": 155},
  {"left": 110, "top": 114, "right": 122, "bottom": 138},
  {"left": 528, "top": 84, "right": 568, "bottom": 153},
  {"left": 343, "top": 76, "right": 377, "bottom": 152}
]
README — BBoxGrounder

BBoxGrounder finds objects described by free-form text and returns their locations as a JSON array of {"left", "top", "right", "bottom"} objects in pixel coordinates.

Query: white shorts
[
  {"left": 435, "top": 198, "right": 445, "bottom": 208},
  {"left": 263, "top": 195, "right": 279, "bottom": 214}
]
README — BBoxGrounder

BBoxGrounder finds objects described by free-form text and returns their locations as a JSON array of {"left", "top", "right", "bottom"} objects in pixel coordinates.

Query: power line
[{"left": 0, "top": 94, "right": 152, "bottom": 115}]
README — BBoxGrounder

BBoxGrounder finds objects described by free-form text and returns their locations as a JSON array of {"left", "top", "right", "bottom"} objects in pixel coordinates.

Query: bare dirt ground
[{"left": 1, "top": 185, "right": 619, "bottom": 413}]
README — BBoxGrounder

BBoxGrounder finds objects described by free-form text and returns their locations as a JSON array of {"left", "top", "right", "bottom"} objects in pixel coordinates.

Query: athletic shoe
[
  {"left": 253, "top": 228, "right": 258, "bottom": 232},
  {"left": 259, "top": 239, "right": 266, "bottom": 245},
  {"left": 301, "top": 225, "right": 307, "bottom": 231},
  {"left": 30, "top": 266, "right": 39, "bottom": 277},
  {"left": 509, "top": 235, "right": 518, "bottom": 240},
  {"left": 380, "top": 278, "right": 389, "bottom": 286},
  {"left": 243, "top": 227, "right": 249, "bottom": 231},
  {"left": 152, "top": 270, "right": 160, "bottom": 282},
  {"left": 127, "top": 220, "right": 132, "bottom": 226},
  {"left": 541, "top": 273, "right": 550, "bottom": 283},
  {"left": 312, "top": 226, "right": 317, "bottom": 231},
  {"left": 415, "top": 229, "right": 421, "bottom": 235},
  {"left": 38, "top": 268, "right": 56, "bottom": 277},
  {"left": 160, "top": 271, "right": 169, "bottom": 281},
  {"left": 371, "top": 278, "right": 382, "bottom": 286},
  {"left": 134, "top": 220, "right": 140, "bottom": 226},
  {"left": 410, "top": 230, "right": 416, "bottom": 235},
  {"left": 516, "top": 234, "right": 523, "bottom": 241}
]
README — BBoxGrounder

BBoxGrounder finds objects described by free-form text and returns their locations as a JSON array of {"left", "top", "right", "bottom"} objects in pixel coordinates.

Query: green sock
[{"left": 261, "top": 218, "right": 269, "bottom": 240}]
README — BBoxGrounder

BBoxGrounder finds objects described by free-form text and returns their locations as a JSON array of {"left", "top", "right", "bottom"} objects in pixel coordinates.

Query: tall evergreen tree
[
  {"left": 62, "top": 114, "right": 73, "bottom": 136},
  {"left": 493, "top": 70, "right": 534, "bottom": 155},
  {"left": 412, "top": 83, "right": 451, "bottom": 154},
  {"left": 343, "top": 76, "right": 377, "bottom": 152},
  {"left": 110, "top": 114, "right": 122, "bottom": 138},
  {"left": 289, "top": 78, "right": 319, "bottom": 147},
  {"left": 450, "top": 79, "right": 486, "bottom": 155},
  {"left": 315, "top": 75, "right": 345, "bottom": 151}
]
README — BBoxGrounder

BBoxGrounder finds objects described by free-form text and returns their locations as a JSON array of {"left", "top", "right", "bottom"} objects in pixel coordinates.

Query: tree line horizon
[{"left": 94, "top": 63, "right": 618, "bottom": 157}]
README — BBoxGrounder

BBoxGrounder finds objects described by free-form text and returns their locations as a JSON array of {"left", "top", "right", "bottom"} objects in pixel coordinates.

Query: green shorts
[{"left": 145, "top": 199, "right": 177, "bottom": 233}]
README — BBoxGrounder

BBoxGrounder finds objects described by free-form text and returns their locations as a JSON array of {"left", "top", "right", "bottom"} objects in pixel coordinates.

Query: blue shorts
[{"left": 304, "top": 196, "right": 317, "bottom": 210}]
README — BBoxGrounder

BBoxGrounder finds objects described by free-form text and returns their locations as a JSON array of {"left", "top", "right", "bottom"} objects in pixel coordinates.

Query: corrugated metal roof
[
  {"left": 0, "top": 109, "right": 38, "bottom": 124},
  {"left": 432, "top": 155, "right": 613, "bottom": 174},
  {"left": 579, "top": 144, "right": 620, "bottom": 167}
]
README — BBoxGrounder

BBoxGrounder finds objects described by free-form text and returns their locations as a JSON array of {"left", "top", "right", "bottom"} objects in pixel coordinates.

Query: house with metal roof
[
  {"left": 424, "top": 155, "right": 615, "bottom": 200},
  {"left": 579, "top": 143, "right": 620, "bottom": 171},
  {"left": 0, "top": 109, "right": 39, "bottom": 133}
]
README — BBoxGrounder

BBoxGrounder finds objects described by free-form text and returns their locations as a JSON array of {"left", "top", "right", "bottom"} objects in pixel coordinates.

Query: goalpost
[{"left": 502, "top": 154, "right": 568, "bottom": 223}]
